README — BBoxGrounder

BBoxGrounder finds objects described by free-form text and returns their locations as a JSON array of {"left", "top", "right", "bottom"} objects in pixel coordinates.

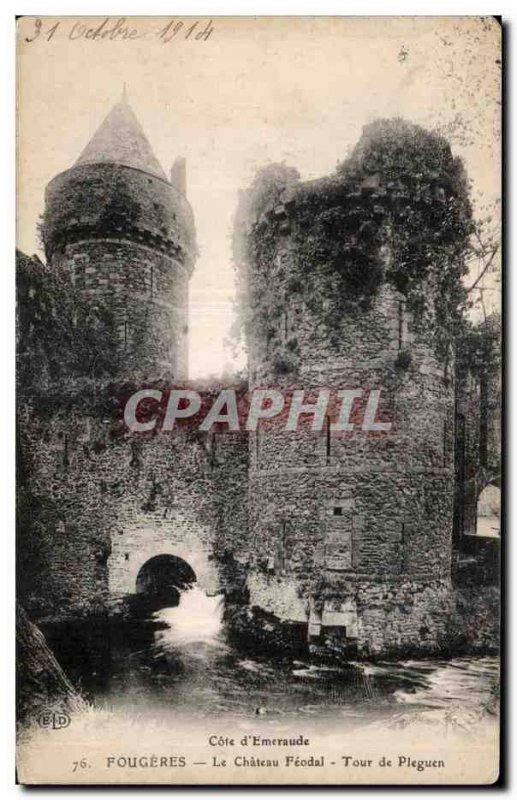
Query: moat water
[{"left": 42, "top": 586, "right": 499, "bottom": 733}]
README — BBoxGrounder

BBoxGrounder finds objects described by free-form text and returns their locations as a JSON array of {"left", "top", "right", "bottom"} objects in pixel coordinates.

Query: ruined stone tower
[
  {"left": 235, "top": 122, "right": 466, "bottom": 656},
  {"left": 42, "top": 90, "right": 196, "bottom": 381}
]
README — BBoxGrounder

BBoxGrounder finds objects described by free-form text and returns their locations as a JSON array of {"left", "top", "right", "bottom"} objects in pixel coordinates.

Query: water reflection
[{"left": 42, "top": 585, "right": 499, "bottom": 734}]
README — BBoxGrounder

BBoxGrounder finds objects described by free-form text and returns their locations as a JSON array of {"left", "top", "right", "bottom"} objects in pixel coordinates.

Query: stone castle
[{"left": 16, "top": 95, "right": 500, "bottom": 657}]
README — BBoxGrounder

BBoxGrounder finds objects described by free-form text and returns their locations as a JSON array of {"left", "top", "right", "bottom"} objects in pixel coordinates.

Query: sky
[{"left": 17, "top": 16, "right": 501, "bottom": 378}]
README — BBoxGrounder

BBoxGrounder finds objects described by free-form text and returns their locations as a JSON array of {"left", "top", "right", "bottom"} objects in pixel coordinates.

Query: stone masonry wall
[
  {"left": 17, "top": 405, "right": 249, "bottom": 619},
  {"left": 240, "top": 172, "right": 455, "bottom": 653},
  {"left": 52, "top": 239, "right": 190, "bottom": 380},
  {"left": 246, "top": 572, "right": 453, "bottom": 656},
  {"left": 44, "top": 163, "right": 195, "bottom": 263}
]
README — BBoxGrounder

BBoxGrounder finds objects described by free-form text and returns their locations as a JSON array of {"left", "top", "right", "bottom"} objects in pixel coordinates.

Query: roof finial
[{"left": 121, "top": 83, "right": 128, "bottom": 104}]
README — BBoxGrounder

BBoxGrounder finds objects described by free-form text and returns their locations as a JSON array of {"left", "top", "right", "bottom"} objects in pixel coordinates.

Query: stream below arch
[{"left": 40, "top": 583, "right": 499, "bottom": 736}]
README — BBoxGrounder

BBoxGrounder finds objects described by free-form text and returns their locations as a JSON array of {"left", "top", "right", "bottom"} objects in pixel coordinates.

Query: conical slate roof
[{"left": 75, "top": 90, "right": 167, "bottom": 181}]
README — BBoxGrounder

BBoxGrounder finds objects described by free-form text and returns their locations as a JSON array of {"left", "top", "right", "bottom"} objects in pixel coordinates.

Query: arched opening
[
  {"left": 476, "top": 484, "right": 500, "bottom": 537},
  {"left": 135, "top": 554, "right": 197, "bottom": 608}
]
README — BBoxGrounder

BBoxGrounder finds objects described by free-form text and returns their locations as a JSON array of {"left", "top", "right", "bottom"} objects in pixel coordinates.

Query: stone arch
[
  {"left": 135, "top": 554, "right": 197, "bottom": 606},
  {"left": 107, "top": 518, "right": 220, "bottom": 598},
  {"left": 136, "top": 554, "right": 196, "bottom": 593},
  {"left": 476, "top": 483, "right": 500, "bottom": 537}
]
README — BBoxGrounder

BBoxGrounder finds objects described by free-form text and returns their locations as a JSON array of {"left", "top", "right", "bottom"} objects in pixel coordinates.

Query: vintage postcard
[{"left": 16, "top": 15, "right": 501, "bottom": 785}]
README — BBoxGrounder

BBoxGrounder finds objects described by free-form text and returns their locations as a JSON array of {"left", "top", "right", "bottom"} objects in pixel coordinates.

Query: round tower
[
  {"left": 42, "top": 91, "right": 196, "bottom": 381},
  {"left": 236, "top": 123, "right": 470, "bottom": 656}
]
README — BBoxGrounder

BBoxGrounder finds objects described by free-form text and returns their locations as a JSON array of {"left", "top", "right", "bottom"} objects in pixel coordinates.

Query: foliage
[
  {"left": 456, "top": 312, "right": 501, "bottom": 490},
  {"left": 232, "top": 164, "right": 301, "bottom": 373},
  {"left": 456, "top": 312, "right": 501, "bottom": 380},
  {"left": 16, "top": 252, "right": 123, "bottom": 405},
  {"left": 41, "top": 170, "right": 145, "bottom": 261},
  {"left": 233, "top": 119, "right": 474, "bottom": 363},
  {"left": 341, "top": 119, "right": 473, "bottom": 354}
]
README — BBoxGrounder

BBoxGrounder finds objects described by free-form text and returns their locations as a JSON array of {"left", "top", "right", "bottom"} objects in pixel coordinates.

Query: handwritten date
[{"left": 24, "top": 17, "right": 215, "bottom": 44}]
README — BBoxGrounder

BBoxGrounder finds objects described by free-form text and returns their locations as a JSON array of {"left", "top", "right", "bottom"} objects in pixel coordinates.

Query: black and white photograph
[{"left": 14, "top": 14, "right": 501, "bottom": 785}]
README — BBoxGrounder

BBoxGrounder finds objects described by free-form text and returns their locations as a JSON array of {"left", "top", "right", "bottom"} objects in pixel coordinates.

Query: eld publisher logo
[{"left": 37, "top": 710, "right": 71, "bottom": 730}]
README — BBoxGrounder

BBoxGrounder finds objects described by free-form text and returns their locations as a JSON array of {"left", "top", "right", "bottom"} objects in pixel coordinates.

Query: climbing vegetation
[{"left": 233, "top": 118, "right": 474, "bottom": 367}]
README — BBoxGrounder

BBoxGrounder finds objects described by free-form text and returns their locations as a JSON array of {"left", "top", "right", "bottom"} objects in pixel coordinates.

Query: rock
[{"left": 16, "top": 605, "right": 86, "bottom": 723}]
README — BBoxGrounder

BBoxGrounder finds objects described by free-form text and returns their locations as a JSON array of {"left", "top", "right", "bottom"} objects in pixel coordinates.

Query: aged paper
[{"left": 16, "top": 16, "right": 501, "bottom": 785}]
